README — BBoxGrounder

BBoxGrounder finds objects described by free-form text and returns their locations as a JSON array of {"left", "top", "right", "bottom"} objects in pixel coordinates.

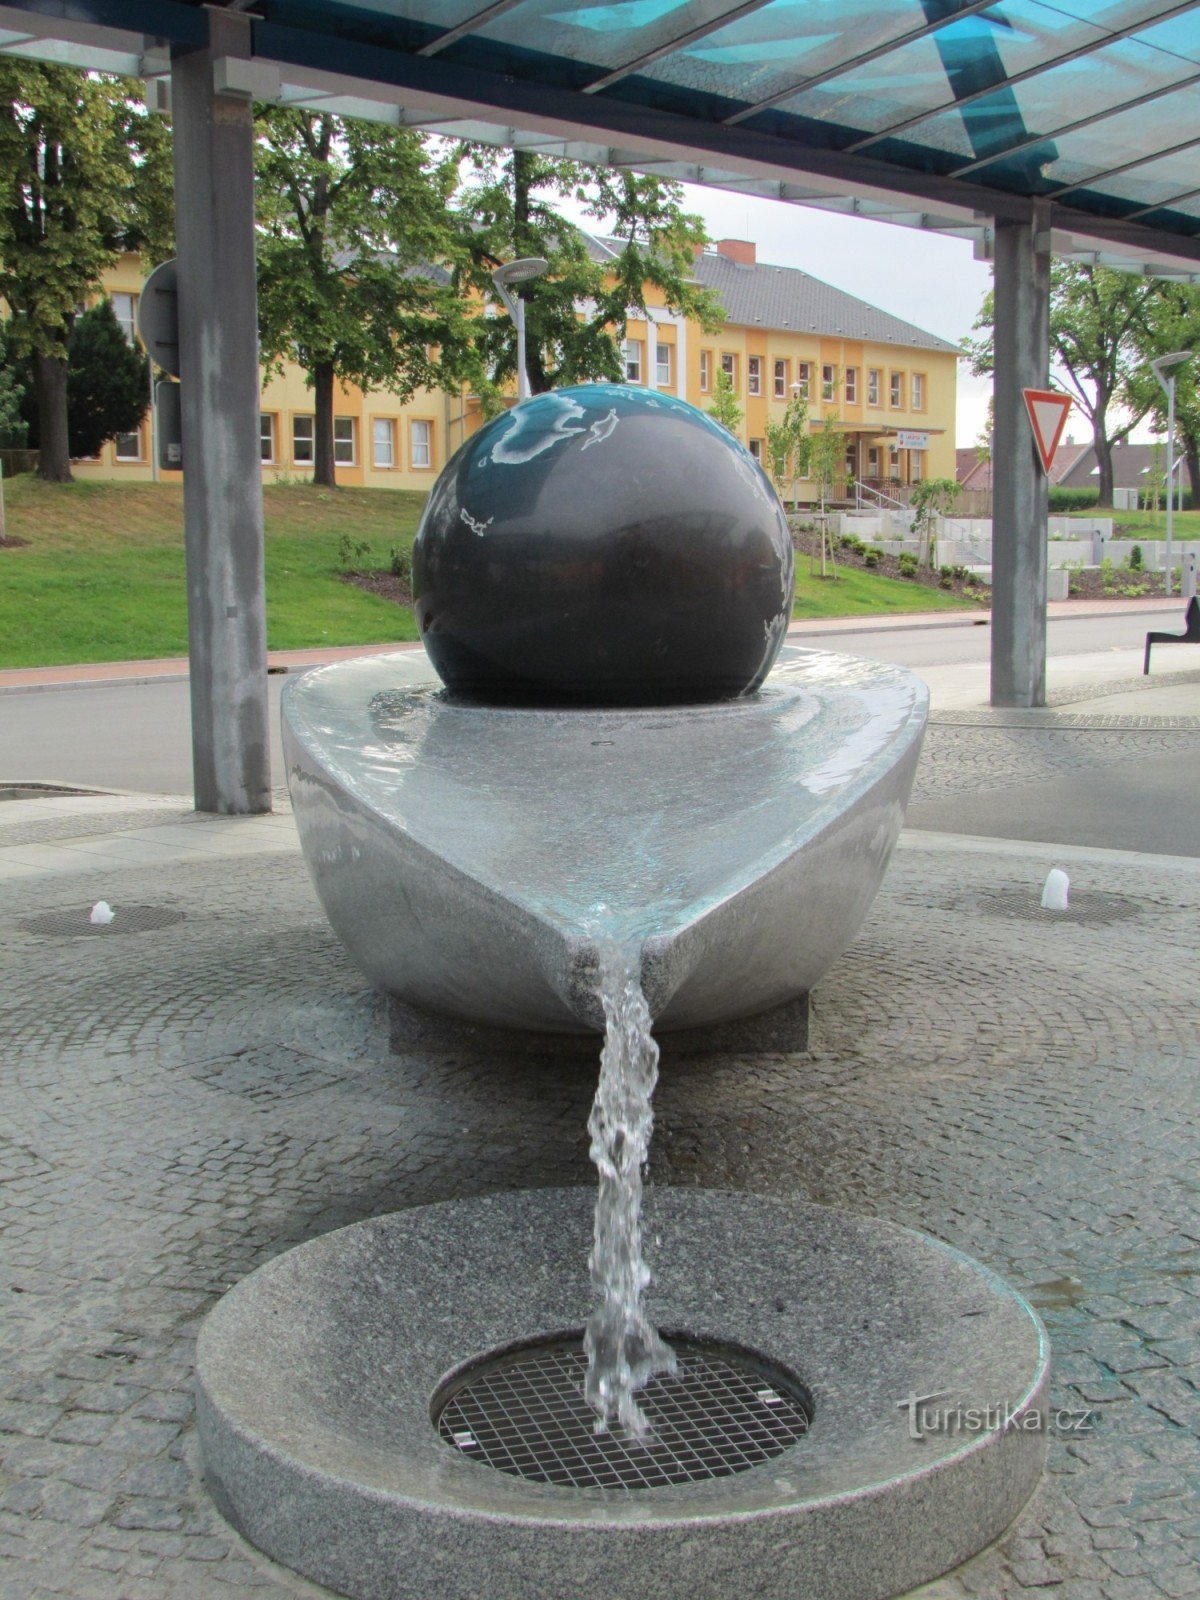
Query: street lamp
[
  {"left": 491, "top": 257, "right": 549, "bottom": 403},
  {"left": 1149, "top": 348, "right": 1193, "bottom": 596}
]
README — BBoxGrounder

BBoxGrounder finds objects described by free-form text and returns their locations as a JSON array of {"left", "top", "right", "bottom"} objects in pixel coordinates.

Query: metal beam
[
  {"left": 723, "top": 0, "right": 999, "bottom": 127},
  {"left": 950, "top": 64, "right": 1200, "bottom": 180},
  {"left": 846, "top": 0, "right": 1200, "bottom": 154},
  {"left": 1122, "top": 184, "right": 1200, "bottom": 222},
  {"left": 584, "top": 0, "right": 777, "bottom": 95},
  {"left": 417, "top": 0, "right": 527, "bottom": 58},
  {"left": 171, "top": 8, "right": 270, "bottom": 814},
  {"left": 991, "top": 207, "right": 1051, "bottom": 708}
]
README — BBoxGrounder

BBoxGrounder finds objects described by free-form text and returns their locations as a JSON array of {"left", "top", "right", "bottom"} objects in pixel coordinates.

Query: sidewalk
[{"left": 0, "top": 596, "right": 1185, "bottom": 693}]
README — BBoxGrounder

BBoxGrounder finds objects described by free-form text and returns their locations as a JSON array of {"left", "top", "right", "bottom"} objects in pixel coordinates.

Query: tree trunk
[
  {"left": 313, "top": 360, "right": 336, "bottom": 488},
  {"left": 1093, "top": 433, "right": 1114, "bottom": 508},
  {"left": 32, "top": 352, "right": 72, "bottom": 483}
]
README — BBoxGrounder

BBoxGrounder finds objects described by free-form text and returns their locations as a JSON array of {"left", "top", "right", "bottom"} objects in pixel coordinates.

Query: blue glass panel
[
  {"left": 631, "top": 0, "right": 931, "bottom": 107},
  {"left": 258, "top": 1, "right": 489, "bottom": 54}
]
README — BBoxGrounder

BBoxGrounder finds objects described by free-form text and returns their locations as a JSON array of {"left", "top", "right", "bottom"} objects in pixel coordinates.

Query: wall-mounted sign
[{"left": 896, "top": 430, "right": 929, "bottom": 450}]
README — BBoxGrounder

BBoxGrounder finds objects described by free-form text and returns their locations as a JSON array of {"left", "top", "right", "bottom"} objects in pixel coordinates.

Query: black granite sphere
[{"left": 411, "top": 383, "right": 794, "bottom": 705}]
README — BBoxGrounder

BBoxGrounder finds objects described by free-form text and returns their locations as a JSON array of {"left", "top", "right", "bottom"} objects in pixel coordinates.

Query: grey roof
[
  {"left": 689, "top": 250, "right": 958, "bottom": 354},
  {"left": 585, "top": 230, "right": 956, "bottom": 353}
]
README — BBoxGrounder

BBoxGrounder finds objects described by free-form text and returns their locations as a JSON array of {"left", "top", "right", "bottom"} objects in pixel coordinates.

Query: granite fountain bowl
[
  {"left": 196, "top": 1187, "right": 1050, "bottom": 1600},
  {"left": 281, "top": 645, "right": 928, "bottom": 1035}
]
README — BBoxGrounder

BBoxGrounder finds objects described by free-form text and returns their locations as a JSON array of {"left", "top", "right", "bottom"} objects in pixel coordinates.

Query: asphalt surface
[{"left": 2, "top": 610, "right": 1198, "bottom": 857}]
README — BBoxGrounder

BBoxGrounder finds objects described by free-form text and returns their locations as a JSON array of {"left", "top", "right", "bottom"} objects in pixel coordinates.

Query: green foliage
[
  {"left": 808, "top": 414, "right": 846, "bottom": 512},
  {"left": 452, "top": 147, "right": 721, "bottom": 398},
  {"left": 255, "top": 112, "right": 479, "bottom": 485},
  {"left": 863, "top": 548, "right": 880, "bottom": 568},
  {"left": 764, "top": 392, "right": 810, "bottom": 504},
  {"left": 0, "top": 326, "right": 26, "bottom": 448},
  {"left": 1048, "top": 487, "right": 1100, "bottom": 511},
  {"left": 897, "top": 551, "right": 919, "bottom": 578},
  {"left": 389, "top": 544, "right": 413, "bottom": 586},
  {"left": 965, "top": 262, "right": 1163, "bottom": 504},
  {"left": 707, "top": 368, "right": 743, "bottom": 435},
  {"left": 336, "top": 532, "right": 372, "bottom": 573},
  {"left": 1129, "top": 544, "right": 1144, "bottom": 571},
  {"left": 62, "top": 300, "right": 149, "bottom": 459},
  {"left": 0, "top": 63, "right": 170, "bottom": 481}
]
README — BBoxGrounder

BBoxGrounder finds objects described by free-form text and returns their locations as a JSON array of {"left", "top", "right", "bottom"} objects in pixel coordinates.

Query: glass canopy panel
[
  {"left": 624, "top": 0, "right": 930, "bottom": 107},
  {"left": 914, "top": 28, "right": 1200, "bottom": 170},
  {"left": 751, "top": 1, "right": 1110, "bottom": 136},
  {"left": 461, "top": 0, "right": 767, "bottom": 82},
  {"left": 259, "top": 1, "right": 491, "bottom": 54}
]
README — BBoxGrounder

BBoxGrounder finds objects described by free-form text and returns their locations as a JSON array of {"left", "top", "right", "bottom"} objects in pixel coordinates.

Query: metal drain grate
[
  {"left": 21, "top": 906, "right": 186, "bottom": 938},
  {"left": 434, "top": 1335, "right": 810, "bottom": 1490},
  {"left": 963, "top": 889, "right": 1142, "bottom": 926}
]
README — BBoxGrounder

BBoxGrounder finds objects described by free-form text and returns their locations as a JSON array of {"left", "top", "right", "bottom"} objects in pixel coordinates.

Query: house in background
[
  {"left": 956, "top": 436, "right": 1192, "bottom": 501},
  {"left": 67, "top": 236, "right": 959, "bottom": 496}
]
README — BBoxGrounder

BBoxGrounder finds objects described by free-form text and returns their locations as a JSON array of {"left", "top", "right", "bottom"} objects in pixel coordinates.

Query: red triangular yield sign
[{"left": 1022, "top": 388, "right": 1073, "bottom": 474}]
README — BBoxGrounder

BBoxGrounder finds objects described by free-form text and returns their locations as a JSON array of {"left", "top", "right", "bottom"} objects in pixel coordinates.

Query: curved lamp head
[
  {"left": 491, "top": 257, "right": 549, "bottom": 317},
  {"left": 1150, "top": 349, "right": 1194, "bottom": 391}
]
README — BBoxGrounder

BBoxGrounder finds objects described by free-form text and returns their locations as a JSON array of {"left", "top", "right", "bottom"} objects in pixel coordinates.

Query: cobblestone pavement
[{"left": 0, "top": 796, "right": 1198, "bottom": 1596}]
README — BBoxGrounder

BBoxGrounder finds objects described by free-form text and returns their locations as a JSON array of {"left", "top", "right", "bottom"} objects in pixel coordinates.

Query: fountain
[{"left": 196, "top": 385, "right": 1048, "bottom": 1600}]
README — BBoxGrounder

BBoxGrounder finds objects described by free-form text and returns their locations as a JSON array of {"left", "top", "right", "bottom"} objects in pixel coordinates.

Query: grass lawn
[
  {"left": 0, "top": 477, "right": 973, "bottom": 669},
  {"left": 1064, "top": 506, "right": 1200, "bottom": 537}
]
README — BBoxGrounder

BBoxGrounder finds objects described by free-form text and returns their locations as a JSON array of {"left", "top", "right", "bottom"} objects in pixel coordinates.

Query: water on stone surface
[{"left": 584, "top": 937, "right": 675, "bottom": 1436}]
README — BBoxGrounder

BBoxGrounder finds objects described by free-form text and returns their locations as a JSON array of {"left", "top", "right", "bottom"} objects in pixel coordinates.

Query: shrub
[
  {"left": 952, "top": 564, "right": 970, "bottom": 581},
  {"left": 939, "top": 564, "right": 954, "bottom": 580},
  {"left": 1129, "top": 544, "right": 1143, "bottom": 571},
  {"left": 897, "top": 551, "right": 919, "bottom": 578},
  {"left": 863, "top": 549, "right": 880, "bottom": 568},
  {"left": 390, "top": 544, "right": 413, "bottom": 585},
  {"left": 336, "top": 533, "right": 372, "bottom": 573},
  {"left": 1048, "top": 487, "right": 1100, "bottom": 512},
  {"left": 939, "top": 576, "right": 953, "bottom": 589}
]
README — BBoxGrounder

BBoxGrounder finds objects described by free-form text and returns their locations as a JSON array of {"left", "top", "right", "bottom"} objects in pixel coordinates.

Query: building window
[
  {"left": 110, "top": 292, "right": 138, "bottom": 345},
  {"left": 845, "top": 367, "right": 858, "bottom": 404},
  {"left": 773, "top": 359, "right": 789, "bottom": 400},
  {"left": 333, "top": 417, "right": 357, "bottom": 466},
  {"left": 890, "top": 372, "right": 904, "bottom": 408},
  {"left": 114, "top": 428, "right": 142, "bottom": 461},
  {"left": 411, "top": 419, "right": 432, "bottom": 469},
  {"left": 699, "top": 349, "right": 711, "bottom": 392},
  {"left": 909, "top": 450, "right": 923, "bottom": 482},
  {"left": 623, "top": 339, "right": 642, "bottom": 383},
  {"left": 260, "top": 413, "right": 276, "bottom": 464},
  {"left": 372, "top": 417, "right": 395, "bottom": 469},
  {"left": 795, "top": 361, "right": 811, "bottom": 400},
  {"left": 749, "top": 438, "right": 763, "bottom": 461},
  {"left": 292, "top": 415, "right": 314, "bottom": 464},
  {"left": 721, "top": 351, "right": 738, "bottom": 388},
  {"left": 822, "top": 364, "right": 836, "bottom": 401},
  {"left": 747, "top": 356, "right": 762, "bottom": 396},
  {"left": 911, "top": 372, "right": 926, "bottom": 410},
  {"left": 867, "top": 368, "right": 881, "bottom": 407},
  {"left": 889, "top": 442, "right": 900, "bottom": 472},
  {"left": 867, "top": 445, "right": 880, "bottom": 476},
  {"left": 655, "top": 343, "right": 672, "bottom": 388}
]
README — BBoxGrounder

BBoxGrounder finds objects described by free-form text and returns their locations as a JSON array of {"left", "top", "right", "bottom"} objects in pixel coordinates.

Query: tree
[
  {"left": 764, "top": 391, "right": 810, "bottom": 507},
  {"left": 964, "top": 262, "right": 1161, "bottom": 506},
  {"left": 255, "top": 112, "right": 479, "bottom": 488},
  {"left": 909, "top": 476, "right": 961, "bottom": 570},
  {"left": 0, "top": 327, "right": 27, "bottom": 449},
  {"left": 0, "top": 63, "right": 170, "bottom": 483},
  {"left": 1125, "top": 283, "right": 1200, "bottom": 511},
  {"left": 707, "top": 368, "right": 742, "bottom": 435},
  {"left": 809, "top": 414, "right": 847, "bottom": 576},
  {"left": 64, "top": 300, "right": 149, "bottom": 460},
  {"left": 453, "top": 147, "right": 722, "bottom": 397}
]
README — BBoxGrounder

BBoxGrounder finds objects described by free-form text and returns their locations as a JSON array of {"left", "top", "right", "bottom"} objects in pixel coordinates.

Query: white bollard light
[{"left": 1040, "top": 870, "right": 1069, "bottom": 912}]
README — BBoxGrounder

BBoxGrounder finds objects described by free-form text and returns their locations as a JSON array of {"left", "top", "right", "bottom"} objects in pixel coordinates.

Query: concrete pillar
[
  {"left": 990, "top": 207, "right": 1051, "bottom": 707},
  {"left": 171, "top": 11, "right": 270, "bottom": 813}
]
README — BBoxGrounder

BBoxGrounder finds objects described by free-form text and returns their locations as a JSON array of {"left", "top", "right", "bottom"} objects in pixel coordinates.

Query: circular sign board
[{"left": 137, "top": 258, "right": 180, "bottom": 377}]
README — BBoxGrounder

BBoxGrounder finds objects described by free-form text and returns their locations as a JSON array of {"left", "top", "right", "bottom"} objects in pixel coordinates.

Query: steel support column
[
  {"left": 171, "top": 10, "right": 270, "bottom": 813},
  {"left": 991, "top": 209, "right": 1051, "bottom": 707}
]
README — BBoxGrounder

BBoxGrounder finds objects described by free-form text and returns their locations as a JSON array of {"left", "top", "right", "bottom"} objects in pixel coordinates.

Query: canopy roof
[{"left": 4, "top": 0, "right": 1200, "bottom": 278}]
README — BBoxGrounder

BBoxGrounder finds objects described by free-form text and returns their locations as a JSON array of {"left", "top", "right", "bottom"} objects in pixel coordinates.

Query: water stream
[{"left": 583, "top": 940, "right": 676, "bottom": 1436}]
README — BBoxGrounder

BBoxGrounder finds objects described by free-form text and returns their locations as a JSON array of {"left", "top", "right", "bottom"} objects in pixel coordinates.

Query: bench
[{"left": 1144, "top": 596, "right": 1200, "bottom": 673}]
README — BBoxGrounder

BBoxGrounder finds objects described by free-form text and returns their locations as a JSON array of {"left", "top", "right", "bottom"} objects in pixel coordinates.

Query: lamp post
[
  {"left": 1149, "top": 349, "right": 1193, "bottom": 596},
  {"left": 491, "top": 257, "right": 549, "bottom": 403}
]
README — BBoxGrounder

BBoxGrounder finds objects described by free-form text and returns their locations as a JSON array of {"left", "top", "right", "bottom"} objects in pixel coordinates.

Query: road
[{"left": 0, "top": 614, "right": 1195, "bottom": 853}]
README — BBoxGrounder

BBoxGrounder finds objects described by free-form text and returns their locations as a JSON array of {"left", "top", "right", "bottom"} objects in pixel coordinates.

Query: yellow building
[{"left": 74, "top": 238, "right": 958, "bottom": 496}]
